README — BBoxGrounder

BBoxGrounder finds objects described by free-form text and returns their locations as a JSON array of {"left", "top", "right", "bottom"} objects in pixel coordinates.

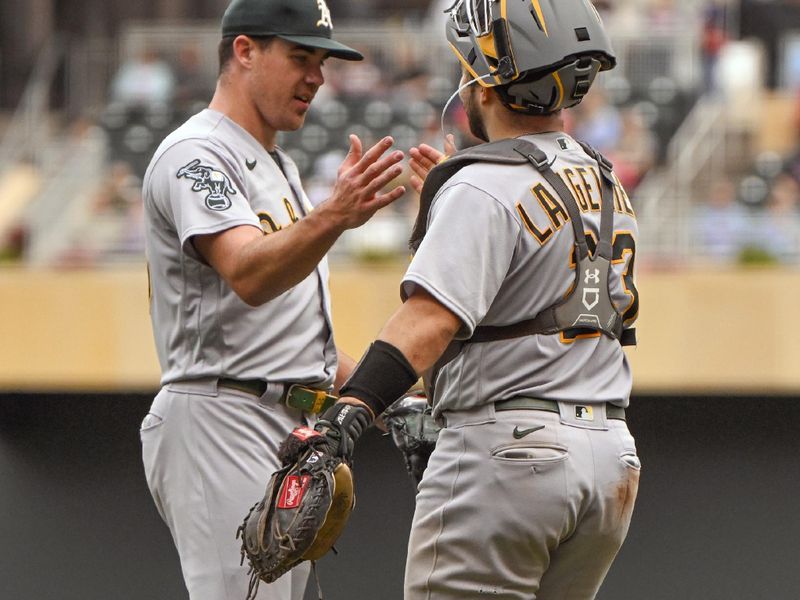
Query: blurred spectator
[
  {"left": 392, "top": 65, "right": 430, "bottom": 107},
  {"left": 323, "top": 48, "right": 386, "bottom": 100},
  {"left": 647, "top": 0, "right": 681, "bottom": 32},
  {"left": 693, "top": 177, "right": 748, "bottom": 262},
  {"left": 606, "top": 105, "right": 658, "bottom": 191},
  {"left": 110, "top": 48, "right": 175, "bottom": 109},
  {"left": 93, "top": 161, "right": 142, "bottom": 216},
  {"left": 782, "top": 91, "right": 800, "bottom": 184},
  {"left": 0, "top": 225, "right": 27, "bottom": 262},
  {"left": 570, "top": 87, "right": 623, "bottom": 154},
  {"left": 700, "top": 1, "right": 728, "bottom": 93},
  {"left": 172, "top": 44, "right": 215, "bottom": 113},
  {"left": 747, "top": 173, "right": 800, "bottom": 263}
]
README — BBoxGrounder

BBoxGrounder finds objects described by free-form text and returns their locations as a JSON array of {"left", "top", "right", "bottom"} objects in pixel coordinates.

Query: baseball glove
[
  {"left": 381, "top": 391, "right": 440, "bottom": 492},
  {"left": 237, "top": 403, "right": 372, "bottom": 599},
  {"left": 237, "top": 426, "right": 355, "bottom": 599}
]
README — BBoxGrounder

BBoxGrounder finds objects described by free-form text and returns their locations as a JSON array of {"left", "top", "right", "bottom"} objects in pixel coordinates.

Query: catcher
[{"left": 242, "top": 1, "right": 642, "bottom": 599}]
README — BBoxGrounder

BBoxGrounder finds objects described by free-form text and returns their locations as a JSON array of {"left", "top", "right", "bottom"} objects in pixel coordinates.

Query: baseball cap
[{"left": 221, "top": 0, "right": 363, "bottom": 61}]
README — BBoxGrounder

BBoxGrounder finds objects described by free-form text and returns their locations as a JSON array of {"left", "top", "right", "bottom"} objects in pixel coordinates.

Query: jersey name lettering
[{"left": 516, "top": 165, "right": 635, "bottom": 248}]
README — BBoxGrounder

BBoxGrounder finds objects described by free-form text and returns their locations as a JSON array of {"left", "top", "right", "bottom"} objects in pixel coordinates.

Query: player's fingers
[
  {"left": 358, "top": 150, "right": 404, "bottom": 186},
  {"left": 416, "top": 144, "right": 445, "bottom": 167},
  {"left": 409, "top": 174, "right": 423, "bottom": 195},
  {"left": 351, "top": 136, "right": 399, "bottom": 175},
  {"left": 409, "top": 148, "right": 436, "bottom": 172},
  {"left": 339, "top": 134, "right": 363, "bottom": 173},
  {"left": 444, "top": 133, "right": 457, "bottom": 156},
  {"left": 371, "top": 185, "right": 406, "bottom": 210},
  {"left": 360, "top": 161, "right": 404, "bottom": 197},
  {"left": 408, "top": 159, "right": 429, "bottom": 182}
]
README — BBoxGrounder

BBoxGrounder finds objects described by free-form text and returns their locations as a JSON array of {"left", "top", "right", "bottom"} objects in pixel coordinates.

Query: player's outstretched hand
[
  {"left": 324, "top": 134, "right": 406, "bottom": 230},
  {"left": 409, "top": 134, "right": 457, "bottom": 194}
]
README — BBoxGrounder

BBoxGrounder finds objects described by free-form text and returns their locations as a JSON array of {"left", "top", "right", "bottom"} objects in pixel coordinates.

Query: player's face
[
  {"left": 458, "top": 70, "right": 489, "bottom": 142},
  {"left": 248, "top": 38, "right": 327, "bottom": 133}
]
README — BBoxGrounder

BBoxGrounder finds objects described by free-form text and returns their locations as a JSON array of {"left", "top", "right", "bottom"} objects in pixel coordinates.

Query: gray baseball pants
[
  {"left": 405, "top": 402, "right": 641, "bottom": 600},
  {"left": 140, "top": 380, "right": 310, "bottom": 600}
]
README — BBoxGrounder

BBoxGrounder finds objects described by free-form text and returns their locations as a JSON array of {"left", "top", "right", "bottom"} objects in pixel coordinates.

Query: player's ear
[
  {"left": 232, "top": 35, "right": 257, "bottom": 69},
  {"left": 481, "top": 85, "right": 496, "bottom": 106}
]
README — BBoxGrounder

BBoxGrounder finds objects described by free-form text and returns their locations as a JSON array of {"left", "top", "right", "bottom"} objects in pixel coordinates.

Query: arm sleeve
[{"left": 401, "top": 182, "right": 521, "bottom": 339}]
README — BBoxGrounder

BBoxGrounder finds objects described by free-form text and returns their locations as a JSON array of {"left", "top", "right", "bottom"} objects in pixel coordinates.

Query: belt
[
  {"left": 217, "top": 378, "right": 336, "bottom": 413},
  {"left": 495, "top": 397, "right": 626, "bottom": 421},
  {"left": 218, "top": 378, "right": 268, "bottom": 396}
]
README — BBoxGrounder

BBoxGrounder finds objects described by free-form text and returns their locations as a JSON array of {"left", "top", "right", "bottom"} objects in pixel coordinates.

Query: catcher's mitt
[
  {"left": 381, "top": 392, "right": 441, "bottom": 492},
  {"left": 237, "top": 427, "right": 355, "bottom": 599}
]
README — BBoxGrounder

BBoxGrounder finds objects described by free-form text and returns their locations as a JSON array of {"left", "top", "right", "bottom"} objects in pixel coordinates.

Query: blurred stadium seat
[{"left": 0, "top": 1, "right": 798, "bottom": 266}]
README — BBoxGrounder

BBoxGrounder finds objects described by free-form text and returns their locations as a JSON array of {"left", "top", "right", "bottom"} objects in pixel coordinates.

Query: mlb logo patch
[
  {"left": 575, "top": 405, "right": 594, "bottom": 421},
  {"left": 557, "top": 137, "right": 576, "bottom": 151},
  {"left": 278, "top": 475, "right": 311, "bottom": 509}
]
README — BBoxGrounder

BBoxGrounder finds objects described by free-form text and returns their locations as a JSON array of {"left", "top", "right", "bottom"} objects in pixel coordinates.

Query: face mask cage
[{"left": 447, "top": 0, "right": 494, "bottom": 38}]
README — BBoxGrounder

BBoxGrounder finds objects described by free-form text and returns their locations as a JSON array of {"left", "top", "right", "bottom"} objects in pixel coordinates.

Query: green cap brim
[{"left": 277, "top": 34, "right": 363, "bottom": 61}]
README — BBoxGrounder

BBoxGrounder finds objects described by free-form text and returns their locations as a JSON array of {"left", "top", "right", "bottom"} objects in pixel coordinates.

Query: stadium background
[{"left": 2, "top": 0, "right": 800, "bottom": 598}]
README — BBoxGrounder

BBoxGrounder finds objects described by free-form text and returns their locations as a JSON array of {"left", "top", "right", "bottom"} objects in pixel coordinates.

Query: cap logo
[{"left": 316, "top": 0, "right": 333, "bottom": 29}]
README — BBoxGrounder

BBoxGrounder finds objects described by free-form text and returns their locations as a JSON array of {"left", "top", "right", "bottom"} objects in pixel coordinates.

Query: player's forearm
[
  {"left": 229, "top": 211, "right": 345, "bottom": 305},
  {"left": 376, "top": 290, "right": 462, "bottom": 374},
  {"left": 333, "top": 291, "right": 459, "bottom": 420}
]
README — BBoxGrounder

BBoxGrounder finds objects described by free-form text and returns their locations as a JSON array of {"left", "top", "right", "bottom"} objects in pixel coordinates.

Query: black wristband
[{"left": 339, "top": 340, "right": 418, "bottom": 417}]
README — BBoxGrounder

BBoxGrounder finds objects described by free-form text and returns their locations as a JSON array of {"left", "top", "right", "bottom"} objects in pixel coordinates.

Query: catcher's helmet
[{"left": 445, "top": 0, "right": 616, "bottom": 114}]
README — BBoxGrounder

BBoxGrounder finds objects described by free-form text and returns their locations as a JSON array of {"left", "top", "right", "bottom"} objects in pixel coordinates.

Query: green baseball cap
[{"left": 221, "top": 0, "right": 363, "bottom": 61}]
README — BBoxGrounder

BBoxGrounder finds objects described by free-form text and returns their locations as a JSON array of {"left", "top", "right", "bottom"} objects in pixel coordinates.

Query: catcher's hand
[
  {"left": 237, "top": 403, "right": 371, "bottom": 598},
  {"left": 381, "top": 392, "right": 441, "bottom": 491},
  {"left": 313, "top": 401, "right": 372, "bottom": 460}
]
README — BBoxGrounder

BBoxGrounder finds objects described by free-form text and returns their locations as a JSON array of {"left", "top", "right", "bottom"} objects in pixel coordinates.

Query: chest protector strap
[{"left": 413, "top": 138, "right": 636, "bottom": 396}]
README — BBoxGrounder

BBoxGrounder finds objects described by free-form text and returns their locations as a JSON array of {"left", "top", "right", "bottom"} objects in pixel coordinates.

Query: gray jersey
[
  {"left": 143, "top": 109, "right": 337, "bottom": 388},
  {"left": 402, "top": 132, "right": 638, "bottom": 414}
]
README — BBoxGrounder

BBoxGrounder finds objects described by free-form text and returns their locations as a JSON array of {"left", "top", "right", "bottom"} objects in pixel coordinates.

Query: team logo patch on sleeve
[
  {"left": 176, "top": 158, "right": 237, "bottom": 211},
  {"left": 278, "top": 475, "right": 311, "bottom": 509}
]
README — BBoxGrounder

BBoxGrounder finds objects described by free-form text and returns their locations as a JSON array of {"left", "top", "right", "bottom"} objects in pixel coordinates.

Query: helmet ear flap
[
  {"left": 490, "top": 18, "right": 517, "bottom": 82},
  {"left": 498, "top": 56, "right": 603, "bottom": 115}
]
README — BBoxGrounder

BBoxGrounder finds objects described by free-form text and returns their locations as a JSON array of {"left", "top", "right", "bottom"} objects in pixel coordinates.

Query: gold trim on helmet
[
  {"left": 551, "top": 70, "right": 565, "bottom": 109},
  {"left": 530, "top": 0, "right": 549, "bottom": 36},
  {"left": 447, "top": 41, "right": 503, "bottom": 86},
  {"left": 477, "top": 32, "right": 499, "bottom": 61}
]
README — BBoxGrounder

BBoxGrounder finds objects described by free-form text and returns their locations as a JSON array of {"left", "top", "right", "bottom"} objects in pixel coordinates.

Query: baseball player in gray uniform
[
  {"left": 295, "top": 1, "right": 641, "bottom": 598},
  {"left": 138, "top": 0, "right": 406, "bottom": 599}
]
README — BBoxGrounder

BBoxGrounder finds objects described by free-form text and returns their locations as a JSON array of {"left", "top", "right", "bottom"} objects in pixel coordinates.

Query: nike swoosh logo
[
  {"left": 246, "top": 159, "right": 257, "bottom": 170},
  {"left": 512, "top": 425, "right": 545, "bottom": 439}
]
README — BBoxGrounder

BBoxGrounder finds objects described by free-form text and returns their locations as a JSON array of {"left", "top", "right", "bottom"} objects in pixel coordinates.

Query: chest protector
[{"left": 412, "top": 138, "right": 636, "bottom": 396}]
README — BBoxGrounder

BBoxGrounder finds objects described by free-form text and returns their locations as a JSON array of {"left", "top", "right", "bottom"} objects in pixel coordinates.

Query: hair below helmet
[{"left": 446, "top": 0, "right": 617, "bottom": 114}]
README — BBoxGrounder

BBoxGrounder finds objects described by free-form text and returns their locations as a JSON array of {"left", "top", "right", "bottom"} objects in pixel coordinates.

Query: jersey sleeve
[
  {"left": 145, "top": 139, "right": 261, "bottom": 258},
  {"left": 402, "top": 182, "right": 521, "bottom": 339}
]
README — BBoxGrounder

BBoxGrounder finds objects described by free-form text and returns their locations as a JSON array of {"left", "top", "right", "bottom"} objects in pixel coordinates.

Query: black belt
[
  {"left": 495, "top": 397, "right": 626, "bottom": 421},
  {"left": 218, "top": 378, "right": 268, "bottom": 397},
  {"left": 217, "top": 378, "right": 336, "bottom": 413}
]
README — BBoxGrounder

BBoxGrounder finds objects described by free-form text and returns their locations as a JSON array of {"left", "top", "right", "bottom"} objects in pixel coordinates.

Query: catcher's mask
[{"left": 445, "top": 0, "right": 617, "bottom": 114}]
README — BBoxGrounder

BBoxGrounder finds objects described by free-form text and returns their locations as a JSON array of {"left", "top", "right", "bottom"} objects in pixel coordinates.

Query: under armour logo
[
  {"left": 584, "top": 268, "right": 600, "bottom": 284},
  {"left": 316, "top": 0, "right": 333, "bottom": 28}
]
